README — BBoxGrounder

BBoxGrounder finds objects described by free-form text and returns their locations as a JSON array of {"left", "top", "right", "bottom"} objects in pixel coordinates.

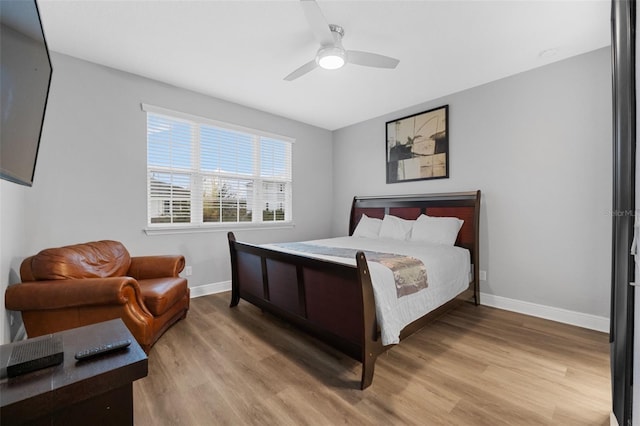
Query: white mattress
[{"left": 264, "top": 236, "right": 470, "bottom": 345}]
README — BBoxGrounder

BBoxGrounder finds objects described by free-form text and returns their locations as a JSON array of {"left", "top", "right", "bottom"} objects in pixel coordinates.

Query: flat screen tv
[{"left": 0, "top": 0, "right": 52, "bottom": 186}]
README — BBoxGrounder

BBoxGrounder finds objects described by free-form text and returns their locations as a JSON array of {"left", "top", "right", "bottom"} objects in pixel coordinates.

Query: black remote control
[{"left": 74, "top": 339, "right": 132, "bottom": 361}]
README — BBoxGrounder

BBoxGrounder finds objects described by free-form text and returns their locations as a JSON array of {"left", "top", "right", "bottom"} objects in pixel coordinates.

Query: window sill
[{"left": 144, "top": 222, "right": 295, "bottom": 236}]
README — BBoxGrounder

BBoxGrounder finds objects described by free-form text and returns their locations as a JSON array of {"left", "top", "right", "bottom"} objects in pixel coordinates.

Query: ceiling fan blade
[
  {"left": 347, "top": 50, "right": 400, "bottom": 69},
  {"left": 284, "top": 59, "right": 318, "bottom": 81},
  {"left": 300, "top": 0, "right": 334, "bottom": 46}
]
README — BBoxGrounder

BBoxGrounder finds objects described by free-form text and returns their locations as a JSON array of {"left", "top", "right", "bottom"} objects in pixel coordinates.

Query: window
[{"left": 143, "top": 104, "right": 293, "bottom": 228}]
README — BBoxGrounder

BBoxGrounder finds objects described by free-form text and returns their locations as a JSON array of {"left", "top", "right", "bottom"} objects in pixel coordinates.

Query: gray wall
[
  {"left": 0, "top": 181, "right": 29, "bottom": 341},
  {"left": 0, "top": 52, "right": 334, "bottom": 342},
  {"left": 332, "top": 47, "right": 612, "bottom": 319}
]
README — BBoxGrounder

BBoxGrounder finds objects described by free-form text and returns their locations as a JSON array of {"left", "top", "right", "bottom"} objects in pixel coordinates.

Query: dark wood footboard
[
  {"left": 228, "top": 232, "right": 383, "bottom": 389},
  {"left": 228, "top": 190, "right": 481, "bottom": 389}
]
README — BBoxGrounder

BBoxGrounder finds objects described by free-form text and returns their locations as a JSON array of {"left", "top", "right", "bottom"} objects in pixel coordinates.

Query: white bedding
[{"left": 264, "top": 236, "right": 470, "bottom": 345}]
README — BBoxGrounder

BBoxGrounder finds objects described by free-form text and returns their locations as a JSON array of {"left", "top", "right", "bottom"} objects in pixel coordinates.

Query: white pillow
[
  {"left": 352, "top": 214, "right": 382, "bottom": 238},
  {"left": 379, "top": 215, "right": 414, "bottom": 240},
  {"left": 410, "top": 214, "right": 464, "bottom": 246}
]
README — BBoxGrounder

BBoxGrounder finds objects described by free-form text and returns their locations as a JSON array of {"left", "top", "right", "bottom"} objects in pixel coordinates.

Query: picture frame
[{"left": 386, "top": 105, "right": 449, "bottom": 183}]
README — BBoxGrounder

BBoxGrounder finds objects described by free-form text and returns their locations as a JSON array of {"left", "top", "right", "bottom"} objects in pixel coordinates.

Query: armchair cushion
[{"left": 138, "top": 277, "right": 188, "bottom": 317}]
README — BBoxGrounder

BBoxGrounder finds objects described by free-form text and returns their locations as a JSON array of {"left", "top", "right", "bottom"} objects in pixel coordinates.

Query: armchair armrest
[
  {"left": 128, "top": 255, "right": 185, "bottom": 280},
  {"left": 5, "top": 277, "right": 150, "bottom": 314}
]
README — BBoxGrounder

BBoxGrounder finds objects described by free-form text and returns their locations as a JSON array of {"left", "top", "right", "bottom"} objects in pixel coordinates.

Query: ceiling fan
[{"left": 284, "top": 0, "right": 400, "bottom": 81}]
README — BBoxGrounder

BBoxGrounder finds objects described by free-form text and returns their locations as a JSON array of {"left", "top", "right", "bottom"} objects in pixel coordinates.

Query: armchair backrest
[{"left": 23, "top": 240, "right": 132, "bottom": 281}]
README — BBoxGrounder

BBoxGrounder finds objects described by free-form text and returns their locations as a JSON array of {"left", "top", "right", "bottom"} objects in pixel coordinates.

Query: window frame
[{"left": 142, "top": 104, "right": 295, "bottom": 235}]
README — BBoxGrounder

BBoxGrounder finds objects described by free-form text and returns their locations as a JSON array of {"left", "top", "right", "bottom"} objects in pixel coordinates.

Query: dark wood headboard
[{"left": 349, "top": 190, "right": 481, "bottom": 293}]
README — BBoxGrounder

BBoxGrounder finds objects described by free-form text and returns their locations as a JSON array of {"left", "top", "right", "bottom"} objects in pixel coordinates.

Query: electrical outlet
[
  {"left": 185, "top": 266, "right": 193, "bottom": 276},
  {"left": 479, "top": 270, "right": 487, "bottom": 281}
]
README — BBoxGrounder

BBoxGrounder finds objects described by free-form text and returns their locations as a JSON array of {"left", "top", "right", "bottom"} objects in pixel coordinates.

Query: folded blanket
[{"left": 273, "top": 242, "right": 428, "bottom": 298}]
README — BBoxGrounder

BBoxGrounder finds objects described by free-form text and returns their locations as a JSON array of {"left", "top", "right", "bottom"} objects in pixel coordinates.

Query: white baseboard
[
  {"left": 480, "top": 292, "right": 609, "bottom": 333},
  {"left": 189, "top": 280, "right": 231, "bottom": 298},
  {"left": 188, "top": 285, "right": 609, "bottom": 332}
]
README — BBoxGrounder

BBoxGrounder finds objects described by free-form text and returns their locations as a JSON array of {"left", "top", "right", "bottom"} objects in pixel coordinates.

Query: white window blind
[{"left": 143, "top": 104, "right": 293, "bottom": 227}]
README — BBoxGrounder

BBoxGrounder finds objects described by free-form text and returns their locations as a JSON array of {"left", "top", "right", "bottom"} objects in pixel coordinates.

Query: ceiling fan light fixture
[
  {"left": 316, "top": 46, "right": 345, "bottom": 70},
  {"left": 284, "top": 1, "right": 399, "bottom": 81}
]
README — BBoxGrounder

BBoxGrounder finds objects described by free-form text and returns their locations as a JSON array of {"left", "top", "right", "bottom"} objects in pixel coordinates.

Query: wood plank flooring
[{"left": 133, "top": 292, "right": 611, "bottom": 425}]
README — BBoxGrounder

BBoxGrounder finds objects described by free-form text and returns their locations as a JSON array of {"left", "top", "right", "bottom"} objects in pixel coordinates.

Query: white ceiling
[{"left": 38, "top": 0, "right": 611, "bottom": 131}]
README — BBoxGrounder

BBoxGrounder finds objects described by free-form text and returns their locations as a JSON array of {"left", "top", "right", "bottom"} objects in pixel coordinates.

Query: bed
[{"left": 227, "top": 190, "right": 480, "bottom": 389}]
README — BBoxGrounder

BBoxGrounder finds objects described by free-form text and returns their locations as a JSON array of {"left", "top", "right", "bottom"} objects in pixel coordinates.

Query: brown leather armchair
[{"left": 5, "top": 240, "right": 190, "bottom": 352}]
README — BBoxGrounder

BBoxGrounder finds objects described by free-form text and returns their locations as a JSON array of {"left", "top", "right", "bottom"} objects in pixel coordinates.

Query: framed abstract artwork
[{"left": 386, "top": 105, "right": 449, "bottom": 183}]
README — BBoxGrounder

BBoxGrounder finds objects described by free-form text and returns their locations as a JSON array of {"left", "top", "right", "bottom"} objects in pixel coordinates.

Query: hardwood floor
[{"left": 133, "top": 292, "right": 611, "bottom": 425}]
